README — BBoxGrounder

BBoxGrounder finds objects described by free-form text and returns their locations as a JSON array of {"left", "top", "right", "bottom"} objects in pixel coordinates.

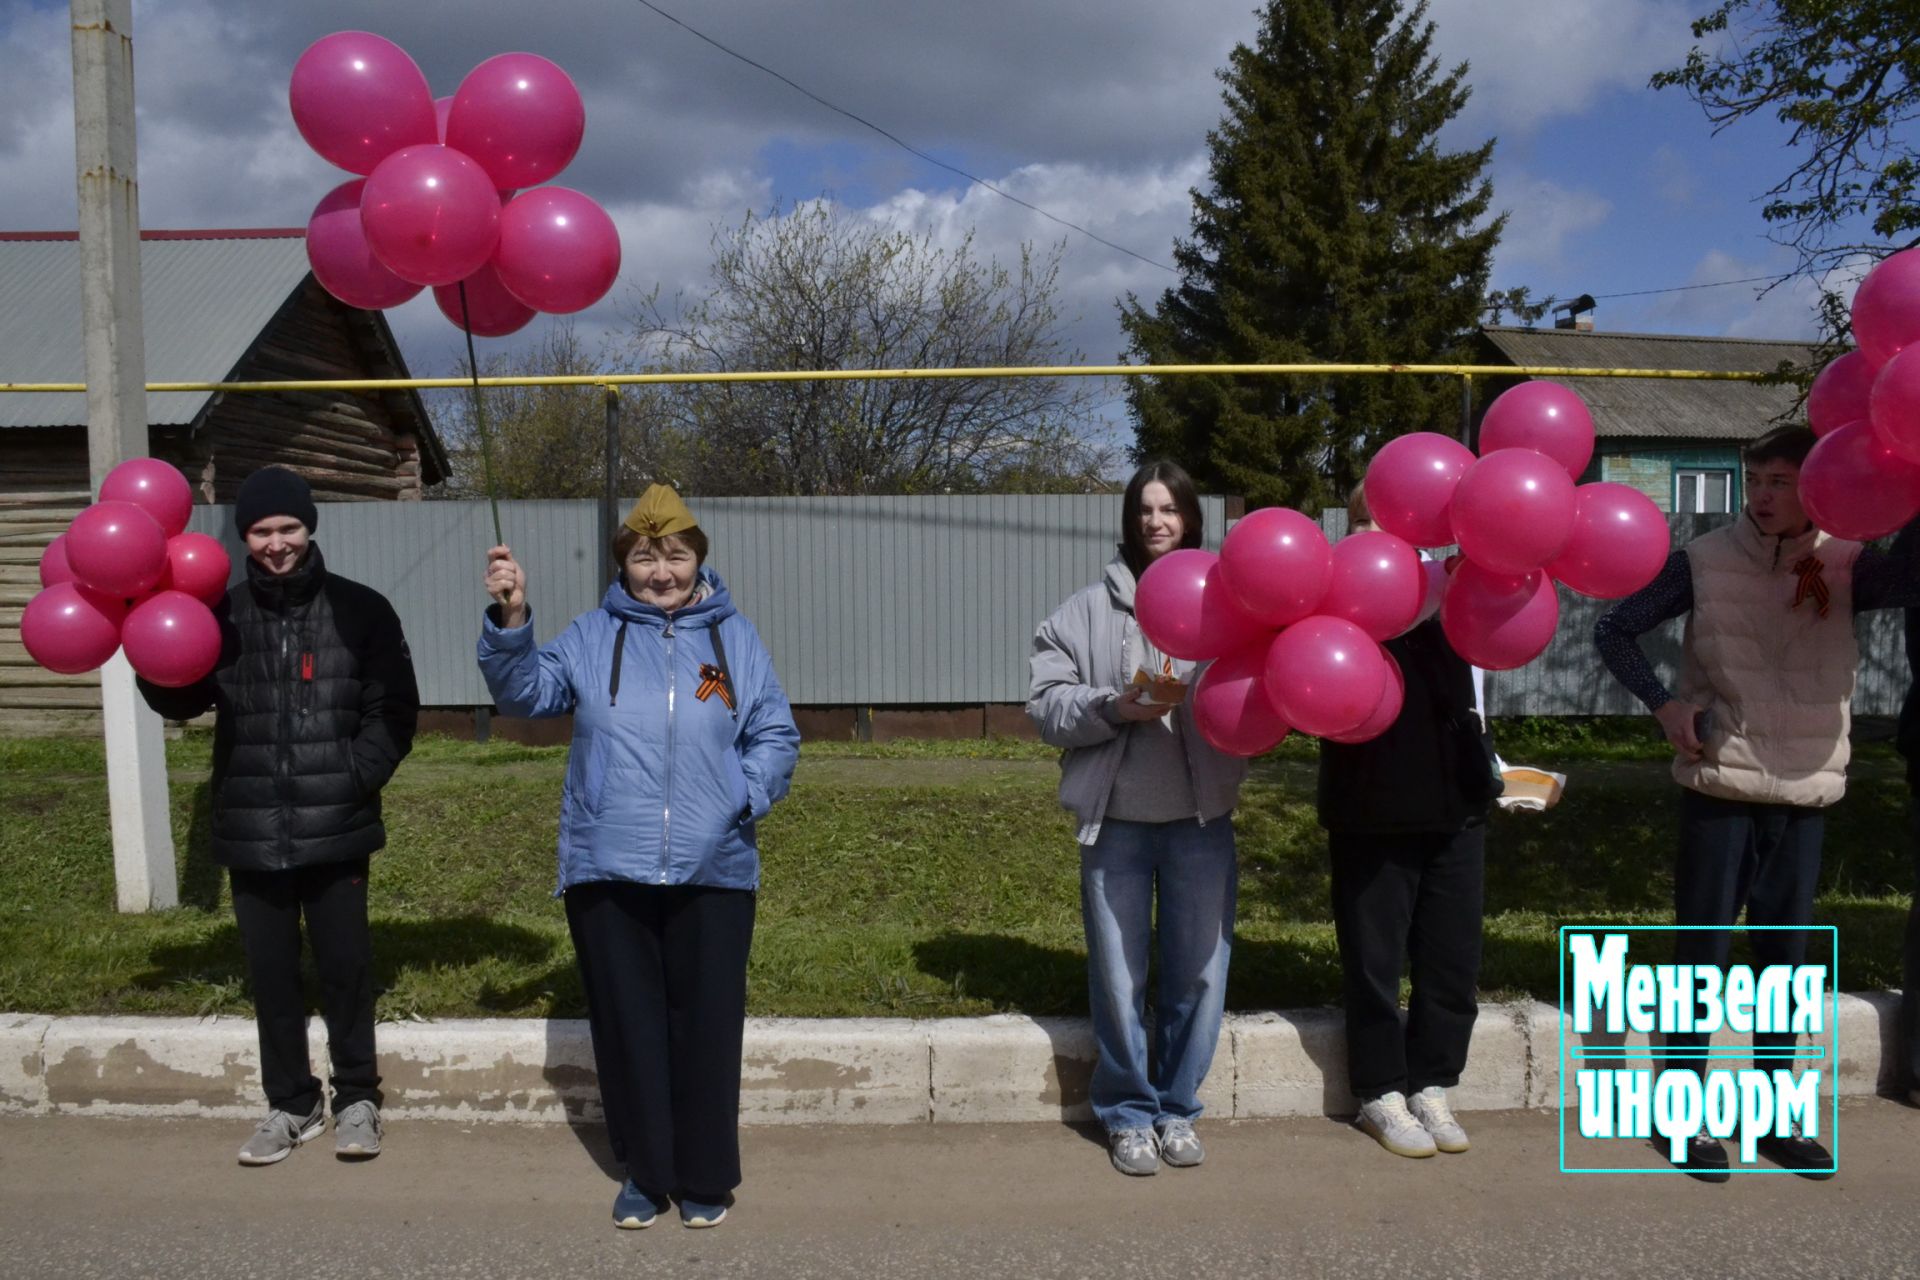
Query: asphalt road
[{"left": 3, "top": 1100, "right": 1917, "bottom": 1278}]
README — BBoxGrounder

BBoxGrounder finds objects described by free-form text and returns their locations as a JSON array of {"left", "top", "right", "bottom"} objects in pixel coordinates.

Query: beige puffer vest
[{"left": 1672, "top": 516, "right": 1861, "bottom": 807}]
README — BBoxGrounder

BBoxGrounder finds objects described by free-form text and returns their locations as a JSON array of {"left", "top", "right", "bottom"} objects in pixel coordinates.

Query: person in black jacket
[
  {"left": 1319, "top": 485, "right": 1500, "bottom": 1160},
  {"left": 1900, "top": 609, "right": 1920, "bottom": 1109},
  {"left": 138, "top": 467, "right": 418, "bottom": 1166}
]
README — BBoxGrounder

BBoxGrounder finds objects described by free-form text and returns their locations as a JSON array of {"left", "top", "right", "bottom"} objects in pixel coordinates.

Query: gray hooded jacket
[{"left": 1026, "top": 555, "right": 1249, "bottom": 845}]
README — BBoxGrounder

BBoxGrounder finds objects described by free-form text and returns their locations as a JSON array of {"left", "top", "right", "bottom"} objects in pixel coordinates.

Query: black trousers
[
  {"left": 564, "top": 880, "right": 756, "bottom": 1198},
  {"left": 1665, "top": 789, "right": 1824, "bottom": 1078},
  {"left": 229, "top": 858, "right": 379, "bottom": 1117},
  {"left": 1328, "top": 826, "right": 1485, "bottom": 1101},
  {"left": 1904, "top": 808, "right": 1920, "bottom": 1091}
]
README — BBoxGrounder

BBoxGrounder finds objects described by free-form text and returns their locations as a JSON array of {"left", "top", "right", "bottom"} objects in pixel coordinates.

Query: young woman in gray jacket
[{"left": 1027, "top": 461, "right": 1249, "bottom": 1177}]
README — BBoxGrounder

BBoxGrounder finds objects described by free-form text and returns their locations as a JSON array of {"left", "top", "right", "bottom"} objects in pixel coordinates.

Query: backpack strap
[
  {"left": 699, "top": 621, "right": 739, "bottom": 721},
  {"left": 608, "top": 619, "right": 629, "bottom": 706}
]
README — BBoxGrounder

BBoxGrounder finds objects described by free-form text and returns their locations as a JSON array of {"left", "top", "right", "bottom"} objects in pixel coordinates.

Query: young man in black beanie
[{"left": 139, "top": 466, "right": 418, "bottom": 1166}]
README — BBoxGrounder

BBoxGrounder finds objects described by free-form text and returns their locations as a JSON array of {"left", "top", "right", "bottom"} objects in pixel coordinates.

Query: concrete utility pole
[{"left": 71, "top": 0, "right": 177, "bottom": 912}]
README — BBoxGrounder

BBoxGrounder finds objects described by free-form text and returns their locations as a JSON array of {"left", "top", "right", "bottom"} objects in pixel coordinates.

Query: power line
[
  {"left": 628, "top": 0, "right": 1177, "bottom": 274},
  {"left": 626, "top": 3, "right": 1825, "bottom": 308},
  {"left": 1590, "top": 274, "right": 1784, "bottom": 301}
]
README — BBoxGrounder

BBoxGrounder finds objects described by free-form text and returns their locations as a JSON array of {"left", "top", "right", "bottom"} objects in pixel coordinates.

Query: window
[{"left": 1674, "top": 469, "right": 1734, "bottom": 514}]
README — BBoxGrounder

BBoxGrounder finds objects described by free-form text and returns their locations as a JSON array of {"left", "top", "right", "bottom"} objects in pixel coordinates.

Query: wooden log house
[{"left": 0, "top": 229, "right": 445, "bottom": 734}]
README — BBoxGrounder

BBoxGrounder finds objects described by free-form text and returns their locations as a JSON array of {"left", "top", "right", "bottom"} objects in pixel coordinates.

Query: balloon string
[{"left": 459, "top": 282, "right": 509, "bottom": 606}]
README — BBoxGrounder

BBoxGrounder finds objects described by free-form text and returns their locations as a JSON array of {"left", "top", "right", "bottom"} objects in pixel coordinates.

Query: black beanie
[{"left": 234, "top": 467, "right": 318, "bottom": 536}]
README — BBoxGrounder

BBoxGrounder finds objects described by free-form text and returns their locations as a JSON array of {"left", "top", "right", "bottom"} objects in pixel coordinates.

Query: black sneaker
[
  {"left": 1667, "top": 1128, "right": 1730, "bottom": 1183},
  {"left": 1754, "top": 1127, "right": 1835, "bottom": 1180}
]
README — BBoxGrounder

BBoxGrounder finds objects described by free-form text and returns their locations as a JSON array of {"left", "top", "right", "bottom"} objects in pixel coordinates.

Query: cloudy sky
[{"left": 2, "top": 0, "right": 1838, "bottom": 404}]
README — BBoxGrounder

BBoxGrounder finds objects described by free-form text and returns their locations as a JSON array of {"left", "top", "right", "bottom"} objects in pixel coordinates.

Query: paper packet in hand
[{"left": 1130, "top": 667, "right": 1189, "bottom": 706}]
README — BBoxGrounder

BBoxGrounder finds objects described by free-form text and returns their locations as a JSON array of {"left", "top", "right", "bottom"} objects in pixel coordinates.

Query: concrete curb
[{"left": 1, "top": 995, "right": 1905, "bottom": 1124}]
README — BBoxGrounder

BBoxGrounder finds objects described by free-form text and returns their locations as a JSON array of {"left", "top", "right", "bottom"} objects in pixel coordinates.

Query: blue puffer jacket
[{"left": 476, "top": 568, "right": 800, "bottom": 892}]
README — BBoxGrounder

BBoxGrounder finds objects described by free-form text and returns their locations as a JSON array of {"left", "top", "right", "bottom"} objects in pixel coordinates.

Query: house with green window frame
[{"left": 1475, "top": 326, "right": 1817, "bottom": 514}]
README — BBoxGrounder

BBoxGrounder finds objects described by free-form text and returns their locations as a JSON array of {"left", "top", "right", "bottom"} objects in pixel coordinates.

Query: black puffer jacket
[
  {"left": 1316, "top": 618, "right": 1501, "bottom": 835},
  {"left": 138, "top": 544, "right": 419, "bottom": 871}
]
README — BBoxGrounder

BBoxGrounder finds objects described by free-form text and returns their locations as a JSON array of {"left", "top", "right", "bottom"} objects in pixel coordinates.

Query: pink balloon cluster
[
  {"left": 1134, "top": 510, "right": 1426, "bottom": 755},
  {"left": 21, "top": 460, "right": 228, "bottom": 687},
  {"left": 1799, "top": 247, "right": 1920, "bottom": 541},
  {"left": 293, "top": 33, "right": 620, "bottom": 338},
  {"left": 1135, "top": 382, "right": 1671, "bottom": 752},
  {"left": 1361, "top": 382, "right": 1668, "bottom": 671}
]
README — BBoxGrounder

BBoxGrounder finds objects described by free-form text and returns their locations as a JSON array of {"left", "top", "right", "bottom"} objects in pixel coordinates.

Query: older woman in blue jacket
[{"left": 478, "top": 485, "right": 799, "bottom": 1231}]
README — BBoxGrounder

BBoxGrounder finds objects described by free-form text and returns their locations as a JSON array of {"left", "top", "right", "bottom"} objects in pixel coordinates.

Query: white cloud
[
  {"left": 862, "top": 155, "right": 1205, "bottom": 362},
  {"left": 1620, "top": 249, "right": 1829, "bottom": 339},
  {"left": 0, "top": 0, "right": 1790, "bottom": 390},
  {"left": 1426, "top": 0, "right": 1693, "bottom": 137},
  {"left": 1490, "top": 174, "right": 1613, "bottom": 272}
]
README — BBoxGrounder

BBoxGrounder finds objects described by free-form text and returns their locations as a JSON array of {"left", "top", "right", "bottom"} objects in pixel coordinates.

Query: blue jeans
[{"left": 1080, "top": 816, "right": 1237, "bottom": 1134}]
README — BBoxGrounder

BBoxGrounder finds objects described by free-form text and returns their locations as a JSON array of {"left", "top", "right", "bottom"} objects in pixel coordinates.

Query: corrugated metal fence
[
  {"left": 186, "top": 495, "right": 1230, "bottom": 708},
  {"left": 184, "top": 500, "right": 1910, "bottom": 716}
]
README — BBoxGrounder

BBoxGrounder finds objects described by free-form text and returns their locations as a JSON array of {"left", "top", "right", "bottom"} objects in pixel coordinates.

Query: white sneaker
[
  {"left": 1408, "top": 1086, "right": 1470, "bottom": 1153},
  {"left": 1357, "top": 1091, "right": 1437, "bottom": 1158}
]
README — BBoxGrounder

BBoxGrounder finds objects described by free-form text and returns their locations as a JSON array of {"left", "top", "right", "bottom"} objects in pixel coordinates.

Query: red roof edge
[{"left": 0, "top": 228, "right": 306, "bottom": 241}]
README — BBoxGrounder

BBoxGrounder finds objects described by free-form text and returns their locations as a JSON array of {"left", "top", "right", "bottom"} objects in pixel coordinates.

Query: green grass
[{"left": 0, "top": 729, "right": 1911, "bottom": 1021}]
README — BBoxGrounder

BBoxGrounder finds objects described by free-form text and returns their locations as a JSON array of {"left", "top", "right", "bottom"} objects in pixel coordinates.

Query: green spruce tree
[{"left": 1121, "top": 0, "right": 1500, "bottom": 510}]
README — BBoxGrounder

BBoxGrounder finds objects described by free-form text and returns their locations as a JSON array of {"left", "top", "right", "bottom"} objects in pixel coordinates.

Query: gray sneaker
[
  {"left": 1356, "top": 1091, "right": 1437, "bottom": 1158},
  {"left": 334, "top": 1100, "right": 383, "bottom": 1160},
  {"left": 236, "top": 1100, "right": 325, "bottom": 1166},
  {"left": 1408, "top": 1086, "right": 1470, "bottom": 1153},
  {"left": 1108, "top": 1126, "right": 1159, "bottom": 1176},
  {"left": 1156, "top": 1116, "right": 1205, "bottom": 1168}
]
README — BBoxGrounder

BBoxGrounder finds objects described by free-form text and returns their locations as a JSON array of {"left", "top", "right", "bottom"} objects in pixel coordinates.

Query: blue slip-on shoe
[
  {"left": 678, "top": 1193, "right": 732, "bottom": 1229},
  {"left": 613, "top": 1179, "right": 671, "bottom": 1229}
]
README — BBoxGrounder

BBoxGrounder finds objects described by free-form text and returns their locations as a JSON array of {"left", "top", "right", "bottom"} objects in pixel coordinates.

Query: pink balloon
[
  {"left": 1477, "top": 381, "right": 1596, "bottom": 479},
  {"left": 1807, "top": 351, "right": 1875, "bottom": 437},
  {"left": 434, "top": 95, "right": 453, "bottom": 143},
  {"left": 1799, "top": 418, "right": 1920, "bottom": 542},
  {"left": 1136, "top": 549, "right": 1268, "bottom": 661},
  {"left": 1326, "top": 650, "right": 1406, "bottom": 744},
  {"left": 1869, "top": 344, "right": 1920, "bottom": 462},
  {"left": 434, "top": 262, "right": 537, "bottom": 338},
  {"left": 159, "top": 533, "right": 232, "bottom": 606},
  {"left": 1263, "top": 615, "right": 1388, "bottom": 739},
  {"left": 121, "top": 591, "right": 223, "bottom": 689},
  {"left": 99, "top": 457, "right": 193, "bottom": 538},
  {"left": 1407, "top": 557, "right": 1449, "bottom": 630},
  {"left": 1218, "top": 507, "right": 1332, "bottom": 628},
  {"left": 1191, "top": 645, "right": 1292, "bottom": 758},
  {"left": 1450, "top": 448, "right": 1577, "bottom": 576},
  {"left": 446, "top": 53, "right": 586, "bottom": 191},
  {"left": 1547, "top": 482, "right": 1671, "bottom": 599},
  {"left": 39, "top": 534, "right": 74, "bottom": 588},
  {"left": 21, "top": 582, "right": 125, "bottom": 675},
  {"left": 65, "top": 501, "right": 167, "bottom": 599},
  {"left": 289, "top": 32, "right": 437, "bottom": 176},
  {"left": 1363, "top": 432, "right": 1477, "bottom": 547},
  {"left": 1319, "top": 530, "right": 1423, "bottom": 641},
  {"left": 1440, "top": 562, "right": 1560, "bottom": 671},
  {"left": 494, "top": 187, "right": 622, "bottom": 314},
  {"left": 1851, "top": 247, "right": 1920, "bottom": 369},
  {"left": 307, "top": 180, "right": 423, "bottom": 311},
  {"left": 360, "top": 144, "right": 503, "bottom": 287}
]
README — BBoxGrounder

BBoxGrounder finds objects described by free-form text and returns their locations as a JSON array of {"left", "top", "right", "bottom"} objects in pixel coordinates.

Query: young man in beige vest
[{"left": 1595, "top": 425, "right": 1920, "bottom": 1182}]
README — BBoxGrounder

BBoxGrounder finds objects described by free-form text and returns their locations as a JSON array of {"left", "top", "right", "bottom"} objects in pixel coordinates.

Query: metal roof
[
  {"left": 1, "top": 230, "right": 320, "bottom": 430},
  {"left": 1478, "top": 326, "right": 1818, "bottom": 441}
]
